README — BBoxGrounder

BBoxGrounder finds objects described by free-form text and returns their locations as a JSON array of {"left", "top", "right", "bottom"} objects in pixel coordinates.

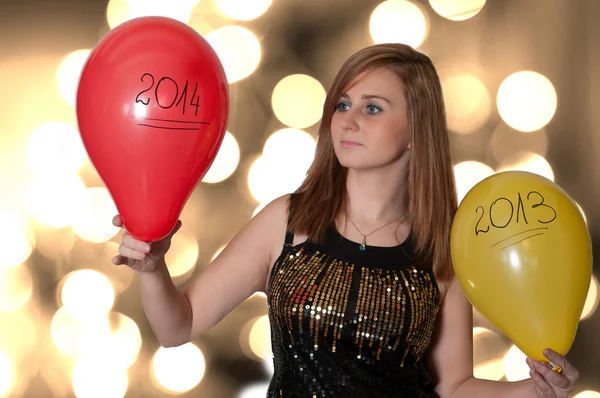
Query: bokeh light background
[{"left": 0, "top": 0, "right": 599, "bottom": 396}]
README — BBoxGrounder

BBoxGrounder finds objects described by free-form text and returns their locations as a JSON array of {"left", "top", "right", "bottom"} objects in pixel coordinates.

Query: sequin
[{"left": 266, "top": 227, "right": 441, "bottom": 397}]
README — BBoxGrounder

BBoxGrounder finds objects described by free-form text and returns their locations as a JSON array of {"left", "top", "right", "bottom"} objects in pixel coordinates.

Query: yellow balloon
[{"left": 451, "top": 171, "right": 592, "bottom": 363}]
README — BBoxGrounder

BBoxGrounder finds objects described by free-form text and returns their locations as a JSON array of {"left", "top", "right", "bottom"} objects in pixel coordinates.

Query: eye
[
  {"left": 366, "top": 104, "right": 382, "bottom": 114},
  {"left": 336, "top": 102, "right": 350, "bottom": 112}
]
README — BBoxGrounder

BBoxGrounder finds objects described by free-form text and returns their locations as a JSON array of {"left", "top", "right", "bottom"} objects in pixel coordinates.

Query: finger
[
  {"left": 530, "top": 369, "right": 555, "bottom": 397},
  {"left": 112, "top": 215, "right": 122, "bottom": 227},
  {"left": 526, "top": 357, "right": 535, "bottom": 369},
  {"left": 533, "top": 360, "right": 571, "bottom": 389},
  {"left": 123, "top": 233, "right": 151, "bottom": 253},
  {"left": 112, "top": 255, "right": 129, "bottom": 266},
  {"left": 544, "top": 349, "right": 579, "bottom": 383},
  {"left": 118, "top": 244, "right": 147, "bottom": 261}
]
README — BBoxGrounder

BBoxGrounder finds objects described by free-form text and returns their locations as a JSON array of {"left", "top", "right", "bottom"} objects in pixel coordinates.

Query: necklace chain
[{"left": 347, "top": 212, "right": 405, "bottom": 251}]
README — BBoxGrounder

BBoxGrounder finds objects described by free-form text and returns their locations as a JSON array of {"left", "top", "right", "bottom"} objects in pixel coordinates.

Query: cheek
[
  {"left": 330, "top": 114, "right": 341, "bottom": 136},
  {"left": 372, "top": 120, "right": 408, "bottom": 148}
]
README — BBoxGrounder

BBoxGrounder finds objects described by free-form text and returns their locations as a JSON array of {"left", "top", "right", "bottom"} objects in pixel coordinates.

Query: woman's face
[{"left": 330, "top": 67, "right": 411, "bottom": 171}]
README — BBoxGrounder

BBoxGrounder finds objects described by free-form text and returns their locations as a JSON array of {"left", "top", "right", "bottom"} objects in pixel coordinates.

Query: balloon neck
[{"left": 549, "top": 361, "right": 562, "bottom": 373}]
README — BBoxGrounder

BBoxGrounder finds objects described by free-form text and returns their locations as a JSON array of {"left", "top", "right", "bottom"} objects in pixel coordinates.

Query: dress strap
[
  {"left": 284, "top": 204, "right": 295, "bottom": 247},
  {"left": 284, "top": 231, "right": 295, "bottom": 247}
]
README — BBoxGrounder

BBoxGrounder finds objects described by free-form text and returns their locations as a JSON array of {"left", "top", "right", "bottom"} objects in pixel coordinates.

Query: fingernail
[{"left": 533, "top": 361, "right": 542, "bottom": 370}]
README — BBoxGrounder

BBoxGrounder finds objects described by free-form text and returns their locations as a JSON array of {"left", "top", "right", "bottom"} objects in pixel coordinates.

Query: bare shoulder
[
  {"left": 436, "top": 278, "right": 452, "bottom": 305},
  {"left": 254, "top": 194, "right": 289, "bottom": 234},
  {"left": 252, "top": 195, "right": 291, "bottom": 261},
  {"left": 182, "top": 195, "right": 292, "bottom": 335}
]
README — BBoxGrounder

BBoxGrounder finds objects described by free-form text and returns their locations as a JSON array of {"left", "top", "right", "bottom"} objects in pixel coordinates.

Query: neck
[{"left": 345, "top": 161, "right": 408, "bottom": 223}]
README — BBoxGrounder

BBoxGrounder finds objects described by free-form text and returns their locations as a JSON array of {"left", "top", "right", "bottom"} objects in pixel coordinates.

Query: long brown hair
[{"left": 288, "top": 43, "right": 457, "bottom": 281}]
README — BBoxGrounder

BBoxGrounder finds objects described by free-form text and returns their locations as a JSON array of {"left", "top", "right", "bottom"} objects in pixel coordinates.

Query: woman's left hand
[{"left": 526, "top": 348, "right": 579, "bottom": 397}]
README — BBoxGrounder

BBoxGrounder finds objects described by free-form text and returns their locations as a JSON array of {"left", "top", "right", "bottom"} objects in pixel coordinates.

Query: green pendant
[{"left": 359, "top": 236, "right": 367, "bottom": 251}]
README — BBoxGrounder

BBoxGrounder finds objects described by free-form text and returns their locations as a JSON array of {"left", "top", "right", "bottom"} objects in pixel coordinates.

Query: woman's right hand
[{"left": 111, "top": 215, "right": 182, "bottom": 273}]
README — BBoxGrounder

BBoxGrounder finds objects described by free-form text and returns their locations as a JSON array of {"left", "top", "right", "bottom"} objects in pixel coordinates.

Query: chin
[
  {"left": 336, "top": 153, "right": 381, "bottom": 170},
  {"left": 336, "top": 151, "right": 409, "bottom": 172}
]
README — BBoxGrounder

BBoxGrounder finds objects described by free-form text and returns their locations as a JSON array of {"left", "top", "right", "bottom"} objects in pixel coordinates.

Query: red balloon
[{"left": 76, "top": 16, "right": 228, "bottom": 242}]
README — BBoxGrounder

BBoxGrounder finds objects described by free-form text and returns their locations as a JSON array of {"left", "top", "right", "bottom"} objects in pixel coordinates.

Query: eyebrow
[{"left": 341, "top": 93, "right": 391, "bottom": 104}]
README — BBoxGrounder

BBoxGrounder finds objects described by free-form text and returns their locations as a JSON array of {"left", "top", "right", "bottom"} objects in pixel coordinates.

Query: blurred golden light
[
  {"left": 497, "top": 71, "right": 557, "bottom": 133},
  {"left": 165, "top": 230, "right": 199, "bottom": 277},
  {"left": 102, "top": 241, "right": 135, "bottom": 295},
  {"left": 575, "top": 391, "right": 600, "bottom": 398},
  {"left": 106, "top": 0, "right": 131, "bottom": 29},
  {"left": 503, "top": 345, "right": 529, "bottom": 381},
  {"left": 187, "top": 4, "right": 221, "bottom": 36},
  {"left": 36, "top": 224, "right": 76, "bottom": 260},
  {"left": 263, "top": 128, "right": 316, "bottom": 167},
  {"left": 248, "top": 315, "right": 271, "bottom": 360},
  {"left": 66, "top": 312, "right": 141, "bottom": 372},
  {"left": 72, "top": 358, "right": 129, "bottom": 398},
  {"left": 152, "top": 344, "right": 206, "bottom": 393},
  {"left": 71, "top": 187, "right": 120, "bottom": 243},
  {"left": 581, "top": 275, "right": 599, "bottom": 321},
  {"left": 247, "top": 156, "right": 293, "bottom": 204},
  {"left": 490, "top": 126, "right": 548, "bottom": 163},
  {"left": 106, "top": 312, "right": 143, "bottom": 369},
  {"left": 61, "top": 270, "right": 115, "bottom": 321},
  {"left": 369, "top": 0, "right": 428, "bottom": 48},
  {"left": 496, "top": 151, "right": 554, "bottom": 181},
  {"left": 428, "top": 0, "right": 486, "bottom": 21},
  {"left": 453, "top": 161, "right": 494, "bottom": 204},
  {"left": 472, "top": 327, "right": 507, "bottom": 381},
  {"left": 0, "top": 311, "right": 37, "bottom": 361},
  {"left": 0, "top": 212, "right": 34, "bottom": 269},
  {"left": 215, "top": 0, "right": 272, "bottom": 21},
  {"left": 202, "top": 132, "right": 240, "bottom": 183},
  {"left": 57, "top": 49, "right": 91, "bottom": 107},
  {"left": 252, "top": 203, "right": 267, "bottom": 218},
  {"left": 442, "top": 74, "right": 491, "bottom": 135},
  {"left": 247, "top": 129, "right": 315, "bottom": 203},
  {"left": 26, "top": 122, "right": 86, "bottom": 175},
  {"left": 0, "top": 265, "right": 33, "bottom": 311},
  {"left": 239, "top": 315, "right": 271, "bottom": 361},
  {"left": 27, "top": 174, "right": 87, "bottom": 228},
  {"left": 51, "top": 307, "right": 111, "bottom": 359},
  {"left": 238, "top": 382, "right": 270, "bottom": 398},
  {"left": 132, "top": 0, "right": 196, "bottom": 23},
  {"left": 106, "top": 0, "right": 200, "bottom": 29},
  {"left": 0, "top": 352, "right": 12, "bottom": 397},
  {"left": 206, "top": 26, "right": 261, "bottom": 83},
  {"left": 211, "top": 245, "right": 225, "bottom": 262},
  {"left": 271, "top": 75, "right": 326, "bottom": 129}
]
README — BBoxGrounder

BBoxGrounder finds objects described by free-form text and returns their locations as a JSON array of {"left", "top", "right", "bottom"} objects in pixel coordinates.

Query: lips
[{"left": 341, "top": 140, "right": 363, "bottom": 148}]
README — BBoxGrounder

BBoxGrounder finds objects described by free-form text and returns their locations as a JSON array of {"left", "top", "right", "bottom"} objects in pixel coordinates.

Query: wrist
[
  {"left": 521, "top": 378, "right": 537, "bottom": 398},
  {"left": 139, "top": 257, "right": 169, "bottom": 278}
]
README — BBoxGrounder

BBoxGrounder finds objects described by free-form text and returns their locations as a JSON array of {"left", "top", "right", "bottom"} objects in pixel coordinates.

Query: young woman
[{"left": 112, "top": 43, "right": 579, "bottom": 397}]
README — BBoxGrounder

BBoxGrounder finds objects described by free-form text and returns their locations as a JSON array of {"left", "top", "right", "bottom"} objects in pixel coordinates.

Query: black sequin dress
[{"left": 266, "top": 225, "right": 441, "bottom": 397}]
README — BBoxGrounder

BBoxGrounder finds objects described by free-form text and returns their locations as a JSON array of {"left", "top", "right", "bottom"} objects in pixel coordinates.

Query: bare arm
[
  {"left": 138, "top": 257, "right": 194, "bottom": 347},
  {"left": 115, "top": 195, "right": 289, "bottom": 347},
  {"left": 427, "top": 278, "right": 536, "bottom": 398},
  {"left": 183, "top": 195, "right": 288, "bottom": 341}
]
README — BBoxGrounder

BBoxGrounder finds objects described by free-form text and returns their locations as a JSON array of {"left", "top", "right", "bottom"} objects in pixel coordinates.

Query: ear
[{"left": 407, "top": 141, "right": 411, "bottom": 150}]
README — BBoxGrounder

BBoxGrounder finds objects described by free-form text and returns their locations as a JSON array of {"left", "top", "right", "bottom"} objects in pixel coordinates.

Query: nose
[{"left": 339, "top": 108, "right": 359, "bottom": 132}]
